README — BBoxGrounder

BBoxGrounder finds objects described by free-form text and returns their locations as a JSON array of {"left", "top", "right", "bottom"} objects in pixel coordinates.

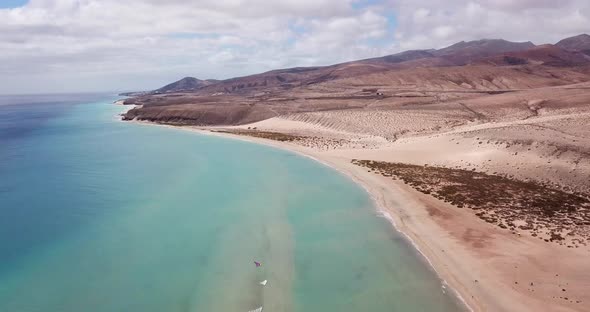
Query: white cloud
[
  {"left": 292, "top": 10, "right": 388, "bottom": 56},
  {"left": 389, "top": 0, "right": 590, "bottom": 51},
  {"left": 0, "top": 0, "right": 588, "bottom": 94},
  {"left": 1, "top": 0, "right": 389, "bottom": 93}
]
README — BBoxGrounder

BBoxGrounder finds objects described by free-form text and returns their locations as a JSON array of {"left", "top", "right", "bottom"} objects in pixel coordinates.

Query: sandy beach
[{"left": 128, "top": 107, "right": 590, "bottom": 312}]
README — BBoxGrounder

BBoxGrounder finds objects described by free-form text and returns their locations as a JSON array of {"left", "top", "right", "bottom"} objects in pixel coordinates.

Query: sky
[{"left": 0, "top": 0, "right": 589, "bottom": 94}]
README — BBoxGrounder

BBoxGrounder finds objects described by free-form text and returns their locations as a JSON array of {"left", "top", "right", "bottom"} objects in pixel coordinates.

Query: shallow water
[{"left": 0, "top": 94, "right": 464, "bottom": 311}]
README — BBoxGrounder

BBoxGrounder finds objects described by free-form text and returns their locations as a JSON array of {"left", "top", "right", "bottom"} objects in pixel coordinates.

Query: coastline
[
  {"left": 204, "top": 130, "right": 475, "bottom": 310},
  {"left": 128, "top": 119, "right": 476, "bottom": 310},
  {"left": 125, "top": 115, "right": 590, "bottom": 312}
]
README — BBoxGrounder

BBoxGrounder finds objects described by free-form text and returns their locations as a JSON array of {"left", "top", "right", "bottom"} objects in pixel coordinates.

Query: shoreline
[
  {"left": 127, "top": 119, "right": 475, "bottom": 311},
  {"left": 124, "top": 115, "right": 590, "bottom": 312},
  {"left": 196, "top": 128, "right": 477, "bottom": 311}
]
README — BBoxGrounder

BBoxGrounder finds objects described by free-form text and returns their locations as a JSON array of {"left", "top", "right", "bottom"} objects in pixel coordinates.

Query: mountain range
[{"left": 122, "top": 33, "right": 590, "bottom": 125}]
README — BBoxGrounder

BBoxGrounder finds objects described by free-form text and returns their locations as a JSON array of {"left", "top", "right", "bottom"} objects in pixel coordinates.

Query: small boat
[
  {"left": 260, "top": 280, "right": 267, "bottom": 286},
  {"left": 248, "top": 307, "right": 263, "bottom": 312}
]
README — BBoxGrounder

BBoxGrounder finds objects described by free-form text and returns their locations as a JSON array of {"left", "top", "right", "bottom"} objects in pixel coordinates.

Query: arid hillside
[
  {"left": 121, "top": 34, "right": 590, "bottom": 195},
  {"left": 122, "top": 34, "right": 590, "bottom": 127}
]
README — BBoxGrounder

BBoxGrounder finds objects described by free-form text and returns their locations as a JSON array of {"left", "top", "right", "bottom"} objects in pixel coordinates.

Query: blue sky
[
  {"left": 0, "top": 0, "right": 27, "bottom": 9},
  {"left": 0, "top": 0, "right": 588, "bottom": 94}
]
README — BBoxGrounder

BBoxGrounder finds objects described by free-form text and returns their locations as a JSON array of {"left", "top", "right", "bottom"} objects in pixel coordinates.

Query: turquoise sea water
[{"left": 0, "top": 94, "right": 464, "bottom": 311}]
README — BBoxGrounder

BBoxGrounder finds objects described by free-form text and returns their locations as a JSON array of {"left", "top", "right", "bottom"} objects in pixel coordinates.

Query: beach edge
[{"left": 124, "top": 118, "right": 478, "bottom": 311}]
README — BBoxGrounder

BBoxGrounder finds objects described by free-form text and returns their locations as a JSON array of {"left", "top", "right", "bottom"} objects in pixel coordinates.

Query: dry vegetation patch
[
  {"left": 213, "top": 129, "right": 309, "bottom": 142},
  {"left": 214, "top": 129, "right": 380, "bottom": 150},
  {"left": 352, "top": 160, "right": 590, "bottom": 248}
]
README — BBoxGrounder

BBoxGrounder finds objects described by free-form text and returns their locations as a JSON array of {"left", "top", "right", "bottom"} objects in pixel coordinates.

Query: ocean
[{"left": 0, "top": 94, "right": 464, "bottom": 311}]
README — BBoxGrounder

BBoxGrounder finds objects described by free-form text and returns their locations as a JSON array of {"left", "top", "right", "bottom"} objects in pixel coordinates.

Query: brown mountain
[
  {"left": 477, "top": 44, "right": 590, "bottom": 67},
  {"left": 134, "top": 39, "right": 538, "bottom": 96},
  {"left": 122, "top": 34, "right": 590, "bottom": 126},
  {"left": 360, "top": 49, "right": 436, "bottom": 64},
  {"left": 433, "top": 39, "right": 535, "bottom": 65},
  {"left": 154, "top": 77, "right": 218, "bottom": 94},
  {"left": 556, "top": 34, "right": 590, "bottom": 52}
]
